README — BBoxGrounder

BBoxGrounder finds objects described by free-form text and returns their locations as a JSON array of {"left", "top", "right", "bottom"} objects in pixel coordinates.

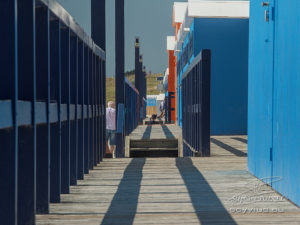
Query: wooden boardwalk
[
  {"left": 37, "top": 125, "right": 300, "bottom": 225},
  {"left": 129, "top": 124, "right": 182, "bottom": 140}
]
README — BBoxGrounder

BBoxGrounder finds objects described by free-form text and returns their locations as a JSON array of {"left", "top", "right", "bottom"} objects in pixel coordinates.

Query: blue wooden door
[
  {"left": 248, "top": 0, "right": 275, "bottom": 180},
  {"left": 272, "top": 0, "right": 300, "bottom": 206}
]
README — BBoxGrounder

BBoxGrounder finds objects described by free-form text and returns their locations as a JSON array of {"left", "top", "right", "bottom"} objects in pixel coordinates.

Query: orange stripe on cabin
[{"left": 168, "top": 50, "right": 176, "bottom": 122}]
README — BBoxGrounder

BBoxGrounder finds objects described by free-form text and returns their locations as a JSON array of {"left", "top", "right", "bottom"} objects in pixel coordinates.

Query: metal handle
[
  {"left": 262, "top": 1, "right": 269, "bottom": 7},
  {"left": 265, "top": 10, "right": 270, "bottom": 22}
]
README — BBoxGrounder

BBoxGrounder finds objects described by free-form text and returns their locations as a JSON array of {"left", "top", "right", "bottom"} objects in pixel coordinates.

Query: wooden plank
[
  {"left": 36, "top": 135, "right": 300, "bottom": 225},
  {"left": 125, "top": 136, "right": 130, "bottom": 158},
  {"left": 130, "top": 125, "right": 182, "bottom": 140}
]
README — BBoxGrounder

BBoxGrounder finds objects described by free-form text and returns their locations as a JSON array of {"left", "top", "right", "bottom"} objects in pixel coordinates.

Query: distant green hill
[{"left": 106, "top": 73, "right": 163, "bottom": 105}]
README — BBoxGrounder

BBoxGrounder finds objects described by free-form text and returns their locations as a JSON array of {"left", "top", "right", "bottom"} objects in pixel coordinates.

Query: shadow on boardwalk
[
  {"left": 161, "top": 125, "right": 175, "bottom": 139},
  {"left": 211, "top": 138, "right": 247, "bottom": 157},
  {"left": 232, "top": 137, "right": 247, "bottom": 144},
  {"left": 101, "top": 158, "right": 145, "bottom": 225},
  {"left": 141, "top": 126, "right": 152, "bottom": 139},
  {"left": 176, "top": 158, "right": 237, "bottom": 225}
]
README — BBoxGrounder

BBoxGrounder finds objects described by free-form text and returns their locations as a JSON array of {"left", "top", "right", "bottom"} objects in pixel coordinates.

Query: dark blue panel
[
  {"left": 101, "top": 59, "right": 106, "bottom": 161},
  {"left": 36, "top": 125, "right": 49, "bottom": 214},
  {"left": 84, "top": 46, "right": 89, "bottom": 174},
  {"left": 182, "top": 51, "right": 211, "bottom": 157},
  {"left": 99, "top": 59, "right": 104, "bottom": 162},
  {"left": 16, "top": 1, "right": 36, "bottom": 224},
  {"left": 50, "top": 18, "right": 61, "bottom": 203},
  {"left": 91, "top": 0, "right": 106, "bottom": 51},
  {"left": 78, "top": 42, "right": 84, "bottom": 105},
  {"left": 70, "top": 116, "right": 77, "bottom": 184},
  {"left": 61, "top": 28, "right": 70, "bottom": 105},
  {"left": 70, "top": 122, "right": 77, "bottom": 185},
  {"left": 84, "top": 47, "right": 89, "bottom": 105},
  {"left": 0, "top": 1, "right": 107, "bottom": 223},
  {"left": 36, "top": 5, "right": 50, "bottom": 214},
  {"left": 70, "top": 35, "right": 78, "bottom": 185},
  {"left": 115, "top": 0, "right": 125, "bottom": 157},
  {"left": 96, "top": 57, "right": 100, "bottom": 163},
  {"left": 50, "top": 19, "right": 60, "bottom": 102},
  {"left": 18, "top": 0, "right": 35, "bottom": 102},
  {"left": 0, "top": 0, "right": 18, "bottom": 222},
  {"left": 78, "top": 117, "right": 84, "bottom": 180},
  {"left": 125, "top": 79, "right": 139, "bottom": 136},
  {"left": 193, "top": 18, "right": 249, "bottom": 135},
  {"left": 36, "top": 6, "right": 50, "bottom": 101},
  {"left": 88, "top": 50, "right": 94, "bottom": 169},
  {"left": 134, "top": 38, "right": 140, "bottom": 122},
  {"left": 18, "top": 127, "right": 35, "bottom": 225},
  {"left": 50, "top": 123, "right": 60, "bottom": 202},
  {"left": 92, "top": 54, "right": 97, "bottom": 166},
  {"left": 94, "top": 57, "right": 99, "bottom": 164},
  {"left": 0, "top": 128, "right": 17, "bottom": 225},
  {"left": 70, "top": 35, "right": 78, "bottom": 105},
  {"left": 77, "top": 41, "right": 84, "bottom": 179},
  {"left": 0, "top": 0, "right": 17, "bottom": 100},
  {"left": 60, "top": 27, "right": 70, "bottom": 194},
  {"left": 61, "top": 121, "right": 70, "bottom": 194}
]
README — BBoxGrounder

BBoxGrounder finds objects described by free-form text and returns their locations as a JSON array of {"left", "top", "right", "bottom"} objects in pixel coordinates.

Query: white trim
[
  {"left": 174, "top": 0, "right": 249, "bottom": 57},
  {"left": 184, "top": 28, "right": 190, "bottom": 32},
  {"left": 167, "top": 36, "right": 176, "bottom": 51},
  {"left": 173, "top": 2, "right": 188, "bottom": 24},
  {"left": 188, "top": 1, "right": 249, "bottom": 19},
  {"left": 147, "top": 94, "right": 165, "bottom": 101},
  {"left": 165, "top": 68, "right": 169, "bottom": 77}
]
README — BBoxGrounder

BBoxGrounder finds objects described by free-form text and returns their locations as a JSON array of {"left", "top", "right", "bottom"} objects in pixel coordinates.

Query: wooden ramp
[
  {"left": 126, "top": 125, "right": 182, "bottom": 158},
  {"left": 36, "top": 135, "right": 300, "bottom": 225}
]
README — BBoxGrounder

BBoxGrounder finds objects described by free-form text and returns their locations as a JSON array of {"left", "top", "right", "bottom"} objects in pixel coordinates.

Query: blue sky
[{"left": 58, "top": 0, "right": 186, "bottom": 77}]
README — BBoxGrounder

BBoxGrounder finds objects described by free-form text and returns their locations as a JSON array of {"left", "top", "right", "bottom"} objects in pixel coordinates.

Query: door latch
[
  {"left": 262, "top": 1, "right": 270, "bottom": 22},
  {"left": 270, "top": 147, "right": 273, "bottom": 161},
  {"left": 265, "top": 10, "right": 270, "bottom": 22}
]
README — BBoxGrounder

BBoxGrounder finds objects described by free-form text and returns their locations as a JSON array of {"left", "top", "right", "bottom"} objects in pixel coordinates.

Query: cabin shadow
[
  {"left": 161, "top": 124, "right": 175, "bottom": 139},
  {"left": 101, "top": 158, "right": 145, "bottom": 225},
  {"left": 176, "top": 158, "right": 238, "bottom": 225},
  {"left": 211, "top": 138, "right": 247, "bottom": 157},
  {"left": 141, "top": 125, "right": 152, "bottom": 139},
  {"left": 232, "top": 137, "right": 247, "bottom": 144}
]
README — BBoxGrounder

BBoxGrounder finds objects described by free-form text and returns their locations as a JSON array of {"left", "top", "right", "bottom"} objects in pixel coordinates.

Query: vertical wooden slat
[
  {"left": 50, "top": 18, "right": 61, "bottom": 203},
  {"left": 61, "top": 27, "right": 70, "bottom": 194},
  {"left": 36, "top": 5, "right": 50, "bottom": 214}
]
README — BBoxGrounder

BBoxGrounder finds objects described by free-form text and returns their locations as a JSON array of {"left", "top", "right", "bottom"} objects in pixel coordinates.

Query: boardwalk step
[
  {"left": 144, "top": 120, "right": 164, "bottom": 125},
  {"left": 130, "top": 147, "right": 178, "bottom": 151},
  {"left": 130, "top": 148, "right": 178, "bottom": 158},
  {"left": 130, "top": 139, "right": 178, "bottom": 157},
  {"left": 127, "top": 125, "right": 182, "bottom": 158},
  {"left": 130, "top": 139, "right": 178, "bottom": 148}
]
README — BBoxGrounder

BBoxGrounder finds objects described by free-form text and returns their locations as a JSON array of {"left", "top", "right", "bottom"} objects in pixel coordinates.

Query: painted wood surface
[
  {"left": 36, "top": 133, "right": 300, "bottom": 224},
  {"left": 130, "top": 125, "right": 181, "bottom": 140}
]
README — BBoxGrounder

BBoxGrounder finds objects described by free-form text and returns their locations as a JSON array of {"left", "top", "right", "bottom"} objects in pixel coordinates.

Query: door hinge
[
  {"left": 272, "top": 7, "right": 275, "bottom": 21},
  {"left": 270, "top": 147, "right": 273, "bottom": 161}
]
